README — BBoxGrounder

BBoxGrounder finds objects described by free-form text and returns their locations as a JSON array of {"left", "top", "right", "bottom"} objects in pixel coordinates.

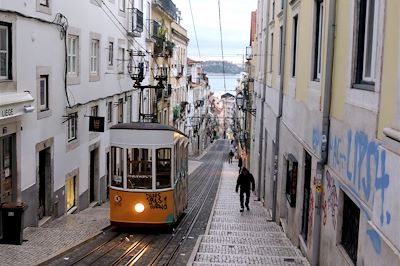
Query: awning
[{"left": 0, "top": 92, "right": 35, "bottom": 120}]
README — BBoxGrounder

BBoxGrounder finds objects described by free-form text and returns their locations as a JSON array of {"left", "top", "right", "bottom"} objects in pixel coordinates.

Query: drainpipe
[
  {"left": 254, "top": 2, "right": 270, "bottom": 202},
  {"left": 313, "top": 0, "right": 336, "bottom": 265},
  {"left": 272, "top": 0, "right": 288, "bottom": 222}
]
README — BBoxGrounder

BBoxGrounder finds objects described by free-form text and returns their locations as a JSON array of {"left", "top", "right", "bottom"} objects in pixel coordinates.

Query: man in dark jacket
[{"left": 235, "top": 167, "right": 255, "bottom": 212}]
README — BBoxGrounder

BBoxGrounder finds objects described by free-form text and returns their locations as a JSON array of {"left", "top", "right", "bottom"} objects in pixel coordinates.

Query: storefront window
[{"left": 1, "top": 135, "right": 14, "bottom": 203}]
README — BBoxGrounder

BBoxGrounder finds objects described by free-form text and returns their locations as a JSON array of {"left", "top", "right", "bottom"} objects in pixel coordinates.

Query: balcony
[
  {"left": 153, "top": 0, "right": 178, "bottom": 21},
  {"left": 128, "top": 8, "right": 144, "bottom": 37},
  {"left": 146, "top": 19, "right": 161, "bottom": 41}
]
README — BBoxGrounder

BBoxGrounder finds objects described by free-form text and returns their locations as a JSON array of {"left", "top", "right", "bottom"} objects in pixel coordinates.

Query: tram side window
[
  {"left": 174, "top": 143, "right": 179, "bottom": 179},
  {"left": 127, "top": 148, "right": 152, "bottom": 189},
  {"left": 156, "top": 148, "right": 171, "bottom": 189},
  {"left": 111, "top": 147, "right": 123, "bottom": 188}
]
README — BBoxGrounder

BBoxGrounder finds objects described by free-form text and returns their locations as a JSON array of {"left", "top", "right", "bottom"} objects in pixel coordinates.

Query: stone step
[
  {"left": 207, "top": 230, "right": 287, "bottom": 238},
  {"left": 201, "top": 235, "right": 293, "bottom": 246},
  {"left": 211, "top": 216, "right": 273, "bottom": 225},
  {"left": 193, "top": 253, "right": 309, "bottom": 265},
  {"left": 209, "top": 222, "right": 283, "bottom": 232},
  {"left": 197, "top": 242, "right": 303, "bottom": 257}
]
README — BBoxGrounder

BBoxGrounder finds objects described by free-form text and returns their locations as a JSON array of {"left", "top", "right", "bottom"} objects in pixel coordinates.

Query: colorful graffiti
[
  {"left": 326, "top": 170, "right": 338, "bottom": 229},
  {"left": 313, "top": 127, "right": 393, "bottom": 255},
  {"left": 322, "top": 196, "right": 327, "bottom": 226},
  {"left": 308, "top": 192, "right": 314, "bottom": 247},
  {"left": 312, "top": 127, "right": 321, "bottom": 154}
]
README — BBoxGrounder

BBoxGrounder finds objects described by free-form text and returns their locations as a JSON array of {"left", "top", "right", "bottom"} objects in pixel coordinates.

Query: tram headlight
[{"left": 134, "top": 203, "right": 145, "bottom": 213}]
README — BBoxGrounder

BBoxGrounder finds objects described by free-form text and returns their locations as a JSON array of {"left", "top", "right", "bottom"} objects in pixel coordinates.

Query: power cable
[
  {"left": 217, "top": 0, "right": 227, "bottom": 92},
  {"left": 188, "top": 0, "right": 201, "bottom": 61}
]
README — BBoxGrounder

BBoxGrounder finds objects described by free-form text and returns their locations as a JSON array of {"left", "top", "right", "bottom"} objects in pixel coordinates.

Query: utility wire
[
  {"left": 217, "top": 0, "right": 227, "bottom": 92},
  {"left": 188, "top": 0, "right": 201, "bottom": 61}
]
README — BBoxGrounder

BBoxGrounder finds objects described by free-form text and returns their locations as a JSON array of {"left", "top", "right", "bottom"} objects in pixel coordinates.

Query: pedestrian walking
[
  {"left": 238, "top": 156, "right": 243, "bottom": 173},
  {"left": 235, "top": 167, "right": 255, "bottom": 212},
  {"left": 228, "top": 150, "right": 234, "bottom": 164}
]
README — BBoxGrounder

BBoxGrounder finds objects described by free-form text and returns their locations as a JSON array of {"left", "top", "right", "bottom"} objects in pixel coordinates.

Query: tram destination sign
[{"left": 89, "top": 116, "right": 105, "bottom": 132}]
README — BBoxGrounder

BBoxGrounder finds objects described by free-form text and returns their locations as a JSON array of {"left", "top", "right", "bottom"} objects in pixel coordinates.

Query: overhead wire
[
  {"left": 217, "top": 0, "right": 227, "bottom": 92},
  {"left": 188, "top": 0, "right": 201, "bottom": 62}
]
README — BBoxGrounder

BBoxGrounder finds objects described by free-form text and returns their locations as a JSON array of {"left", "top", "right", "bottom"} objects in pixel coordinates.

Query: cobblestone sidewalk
[{"left": 188, "top": 162, "right": 310, "bottom": 266}]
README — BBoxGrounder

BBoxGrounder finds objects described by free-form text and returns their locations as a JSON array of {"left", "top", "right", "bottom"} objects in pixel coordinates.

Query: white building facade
[{"left": 0, "top": 0, "right": 149, "bottom": 227}]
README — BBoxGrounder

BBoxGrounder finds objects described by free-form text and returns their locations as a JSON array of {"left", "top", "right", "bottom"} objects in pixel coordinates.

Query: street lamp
[{"left": 236, "top": 92, "right": 244, "bottom": 110}]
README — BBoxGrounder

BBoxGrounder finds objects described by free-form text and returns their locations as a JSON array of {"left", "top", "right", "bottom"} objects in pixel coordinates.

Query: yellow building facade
[{"left": 252, "top": 0, "right": 400, "bottom": 265}]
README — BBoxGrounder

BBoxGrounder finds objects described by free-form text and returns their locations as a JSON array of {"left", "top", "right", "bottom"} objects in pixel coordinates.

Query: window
[
  {"left": 117, "top": 47, "right": 125, "bottom": 74},
  {"left": 156, "top": 148, "right": 171, "bottom": 189},
  {"left": 272, "top": 0, "right": 275, "bottom": 18},
  {"left": 36, "top": 0, "right": 51, "bottom": 13},
  {"left": 39, "top": 0, "right": 49, "bottom": 6},
  {"left": 341, "top": 193, "right": 360, "bottom": 265},
  {"left": 119, "top": 0, "right": 125, "bottom": 12},
  {"left": 117, "top": 98, "right": 123, "bottom": 123},
  {"left": 39, "top": 75, "right": 49, "bottom": 112},
  {"left": 91, "top": 105, "right": 98, "bottom": 116},
  {"left": 108, "top": 42, "right": 113, "bottom": 66},
  {"left": 269, "top": 32, "right": 274, "bottom": 73},
  {"left": 291, "top": 15, "right": 299, "bottom": 77},
  {"left": 279, "top": 26, "right": 283, "bottom": 74},
  {"left": 354, "top": 0, "right": 378, "bottom": 86},
  {"left": 0, "top": 23, "right": 11, "bottom": 80},
  {"left": 67, "top": 113, "right": 78, "bottom": 141},
  {"left": 285, "top": 154, "right": 298, "bottom": 207},
  {"left": 111, "top": 146, "right": 123, "bottom": 188},
  {"left": 67, "top": 35, "right": 78, "bottom": 76},
  {"left": 127, "top": 95, "right": 132, "bottom": 122},
  {"left": 127, "top": 148, "right": 152, "bottom": 189},
  {"left": 107, "top": 101, "right": 113, "bottom": 122},
  {"left": 90, "top": 39, "right": 99, "bottom": 75},
  {"left": 313, "top": 0, "right": 324, "bottom": 80}
]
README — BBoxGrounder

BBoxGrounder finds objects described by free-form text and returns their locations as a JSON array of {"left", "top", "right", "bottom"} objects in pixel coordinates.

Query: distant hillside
[{"left": 202, "top": 61, "right": 244, "bottom": 74}]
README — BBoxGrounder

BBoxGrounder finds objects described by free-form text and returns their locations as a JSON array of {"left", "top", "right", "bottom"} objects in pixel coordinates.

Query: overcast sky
[{"left": 172, "top": 0, "right": 257, "bottom": 64}]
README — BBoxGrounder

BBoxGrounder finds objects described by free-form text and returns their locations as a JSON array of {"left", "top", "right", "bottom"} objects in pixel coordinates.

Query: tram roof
[{"left": 110, "top": 122, "right": 187, "bottom": 137}]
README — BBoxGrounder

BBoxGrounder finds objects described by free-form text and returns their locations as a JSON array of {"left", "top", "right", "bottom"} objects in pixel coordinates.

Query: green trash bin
[{"left": 0, "top": 202, "right": 27, "bottom": 245}]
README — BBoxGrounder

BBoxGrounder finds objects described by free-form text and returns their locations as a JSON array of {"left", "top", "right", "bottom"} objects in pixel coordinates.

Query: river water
[{"left": 207, "top": 74, "right": 240, "bottom": 94}]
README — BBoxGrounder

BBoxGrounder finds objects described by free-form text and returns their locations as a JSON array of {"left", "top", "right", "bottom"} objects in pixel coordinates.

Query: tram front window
[
  {"left": 111, "top": 147, "right": 123, "bottom": 188},
  {"left": 156, "top": 148, "right": 171, "bottom": 189},
  {"left": 127, "top": 148, "right": 152, "bottom": 189}
]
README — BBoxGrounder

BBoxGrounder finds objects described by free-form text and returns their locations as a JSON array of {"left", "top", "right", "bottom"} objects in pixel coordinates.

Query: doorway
[
  {"left": 301, "top": 151, "right": 312, "bottom": 242},
  {"left": 38, "top": 147, "right": 51, "bottom": 220},
  {"left": 89, "top": 148, "right": 99, "bottom": 203}
]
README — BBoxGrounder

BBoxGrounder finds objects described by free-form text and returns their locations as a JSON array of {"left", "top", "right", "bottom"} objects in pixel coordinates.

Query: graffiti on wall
[
  {"left": 146, "top": 193, "right": 168, "bottom": 209},
  {"left": 312, "top": 127, "right": 321, "bottom": 155},
  {"left": 325, "top": 170, "right": 338, "bottom": 229},
  {"left": 308, "top": 192, "right": 314, "bottom": 247},
  {"left": 313, "top": 128, "right": 392, "bottom": 255}
]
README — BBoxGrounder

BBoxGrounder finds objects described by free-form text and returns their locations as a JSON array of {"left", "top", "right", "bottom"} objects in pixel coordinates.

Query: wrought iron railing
[
  {"left": 128, "top": 8, "right": 143, "bottom": 36},
  {"left": 153, "top": 0, "right": 177, "bottom": 21}
]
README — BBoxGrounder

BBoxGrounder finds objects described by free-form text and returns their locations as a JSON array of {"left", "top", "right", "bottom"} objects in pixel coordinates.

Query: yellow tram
[{"left": 109, "top": 122, "right": 188, "bottom": 227}]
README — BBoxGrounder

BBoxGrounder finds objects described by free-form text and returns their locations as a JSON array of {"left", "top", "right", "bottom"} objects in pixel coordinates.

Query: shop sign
[{"left": 1, "top": 107, "right": 15, "bottom": 118}]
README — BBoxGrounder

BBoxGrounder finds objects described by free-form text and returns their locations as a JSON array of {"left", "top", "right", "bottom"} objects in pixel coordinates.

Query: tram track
[
  {"left": 140, "top": 140, "right": 227, "bottom": 266},
  {"left": 41, "top": 140, "right": 229, "bottom": 266}
]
